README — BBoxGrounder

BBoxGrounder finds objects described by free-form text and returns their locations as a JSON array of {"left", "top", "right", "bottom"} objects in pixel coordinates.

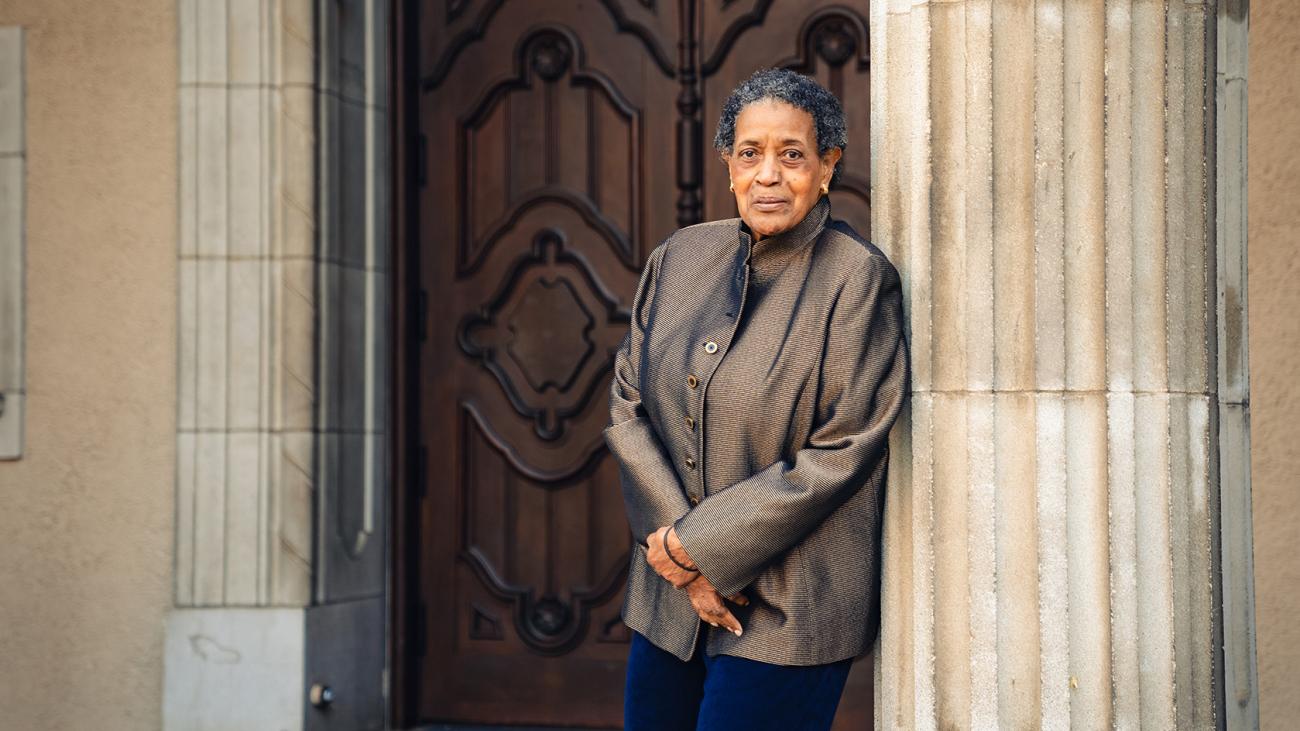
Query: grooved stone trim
[
  {"left": 1215, "top": 0, "right": 1258, "bottom": 726},
  {"left": 314, "top": 0, "right": 391, "bottom": 605},
  {"left": 0, "top": 26, "right": 24, "bottom": 461}
]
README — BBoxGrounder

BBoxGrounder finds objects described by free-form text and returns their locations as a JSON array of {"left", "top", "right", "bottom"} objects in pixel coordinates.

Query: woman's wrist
[{"left": 664, "top": 527, "right": 698, "bottom": 572}]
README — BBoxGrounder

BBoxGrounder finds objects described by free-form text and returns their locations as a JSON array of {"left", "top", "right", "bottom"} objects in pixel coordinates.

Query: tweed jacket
[{"left": 604, "top": 195, "right": 909, "bottom": 665}]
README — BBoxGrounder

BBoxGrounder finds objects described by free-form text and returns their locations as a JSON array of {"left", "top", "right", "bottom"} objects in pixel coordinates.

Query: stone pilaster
[
  {"left": 167, "top": 1, "right": 390, "bottom": 726},
  {"left": 869, "top": 0, "right": 1243, "bottom": 727},
  {"left": 168, "top": 1, "right": 319, "bottom": 724},
  {"left": 175, "top": 0, "right": 317, "bottom": 608}
]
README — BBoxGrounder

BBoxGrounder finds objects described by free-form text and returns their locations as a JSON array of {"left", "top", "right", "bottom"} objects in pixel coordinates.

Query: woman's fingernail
[{"left": 733, "top": 628, "right": 742, "bottom": 636}]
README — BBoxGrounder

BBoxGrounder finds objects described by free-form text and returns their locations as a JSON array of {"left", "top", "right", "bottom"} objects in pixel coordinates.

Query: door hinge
[{"left": 416, "top": 132, "right": 428, "bottom": 188}]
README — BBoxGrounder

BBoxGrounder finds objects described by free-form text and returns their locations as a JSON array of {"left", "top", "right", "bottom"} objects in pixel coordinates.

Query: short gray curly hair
[{"left": 713, "top": 68, "right": 847, "bottom": 186}]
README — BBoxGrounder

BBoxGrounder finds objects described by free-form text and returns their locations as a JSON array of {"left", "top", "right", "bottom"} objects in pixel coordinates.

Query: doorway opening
[{"left": 390, "top": 2, "right": 874, "bottom": 727}]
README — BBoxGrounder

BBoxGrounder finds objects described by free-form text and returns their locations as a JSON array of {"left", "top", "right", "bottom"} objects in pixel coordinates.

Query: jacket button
[
  {"left": 686, "top": 374, "right": 698, "bottom": 389},
  {"left": 684, "top": 456, "right": 696, "bottom": 470},
  {"left": 689, "top": 495, "right": 700, "bottom": 506},
  {"left": 685, "top": 415, "right": 695, "bottom": 430},
  {"left": 704, "top": 341, "right": 718, "bottom": 353}
]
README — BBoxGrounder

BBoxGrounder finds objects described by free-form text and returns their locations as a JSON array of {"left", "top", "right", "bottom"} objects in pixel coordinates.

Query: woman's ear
[{"left": 821, "top": 147, "right": 843, "bottom": 187}]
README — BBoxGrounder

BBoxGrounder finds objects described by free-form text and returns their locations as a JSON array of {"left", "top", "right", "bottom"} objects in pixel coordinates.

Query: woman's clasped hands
[{"left": 645, "top": 525, "right": 749, "bottom": 637}]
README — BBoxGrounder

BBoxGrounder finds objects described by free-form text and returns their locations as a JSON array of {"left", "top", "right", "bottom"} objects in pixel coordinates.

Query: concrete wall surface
[
  {"left": 0, "top": 1, "right": 176, "bottom": 729},
  {"left": 1249, "top": 2, "right": 1300, "bottom": 728}
]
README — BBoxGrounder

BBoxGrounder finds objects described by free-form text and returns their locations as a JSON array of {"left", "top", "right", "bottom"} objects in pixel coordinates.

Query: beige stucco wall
[
  {"left": 1250, "top": 3, "right": 1300, "bottom": 728},
  {"left": 0, "top": 1, "right": 176, "bottom": 729}
]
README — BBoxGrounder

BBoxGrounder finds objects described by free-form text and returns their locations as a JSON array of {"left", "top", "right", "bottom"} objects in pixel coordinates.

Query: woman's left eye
[{"left": 783, "top": 150, "right": 803, "bottom": 160}]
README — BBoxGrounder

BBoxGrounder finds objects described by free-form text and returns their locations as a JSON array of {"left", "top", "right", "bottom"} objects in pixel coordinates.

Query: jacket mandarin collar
[{"left": 738, "top": 194, "right": 831, "bottom": 266}]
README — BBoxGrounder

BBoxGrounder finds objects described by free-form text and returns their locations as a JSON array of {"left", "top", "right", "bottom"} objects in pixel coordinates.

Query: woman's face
[{"left": 725, "top": 99, "right": 842, "bottom": 241}]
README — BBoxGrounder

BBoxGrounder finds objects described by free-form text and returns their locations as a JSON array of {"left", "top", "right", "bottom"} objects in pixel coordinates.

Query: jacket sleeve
[
  {"left": 672, "top": 253, "right": 910, "bottom": 597},
  {"left": 604, "top": 241, "right": 691, "bottom": 547}
]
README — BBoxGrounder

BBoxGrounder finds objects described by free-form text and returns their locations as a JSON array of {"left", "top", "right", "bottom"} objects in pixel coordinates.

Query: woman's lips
[{"left": 751, "top": 197, "right": 788, "bottom": 212}]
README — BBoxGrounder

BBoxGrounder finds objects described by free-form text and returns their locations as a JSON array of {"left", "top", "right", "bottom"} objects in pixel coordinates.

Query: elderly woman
[{"left": 603, "top": 68, "right": 908, "bottom": 730}]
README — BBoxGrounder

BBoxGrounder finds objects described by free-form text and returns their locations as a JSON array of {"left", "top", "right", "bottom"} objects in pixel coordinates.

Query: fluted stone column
[{"left": 869, "top": 0, "right": 1252, "bottom": 727}]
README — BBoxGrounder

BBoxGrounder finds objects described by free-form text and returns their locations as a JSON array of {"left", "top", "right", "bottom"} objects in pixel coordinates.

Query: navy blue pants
[{"left": 624, "top": 628, "right": 854, "bottom": 731}]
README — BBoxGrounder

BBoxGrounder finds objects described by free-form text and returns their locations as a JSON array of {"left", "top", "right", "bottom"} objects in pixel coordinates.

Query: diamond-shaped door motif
[
  {"left": 458, "top": 228, "right": 630, "bottom": 440},
  {"left": 505, "top": 278, "right": 595, "bottom": 393}
]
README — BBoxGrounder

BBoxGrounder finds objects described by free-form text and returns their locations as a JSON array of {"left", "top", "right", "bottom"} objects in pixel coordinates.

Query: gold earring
[
  {"left": 729, "top": 179, "right": 735, "bottom": 191},
  {"left": 820, "top": 182, "right": 829, "bottom": 195}
]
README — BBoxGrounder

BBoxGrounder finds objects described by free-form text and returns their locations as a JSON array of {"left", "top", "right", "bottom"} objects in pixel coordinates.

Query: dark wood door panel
[
  {"left": 415, "top": 0, "right": 678, "bottom": 725},
  {"left": 597, "top": 0, "right": 679, "bottom": 77}
]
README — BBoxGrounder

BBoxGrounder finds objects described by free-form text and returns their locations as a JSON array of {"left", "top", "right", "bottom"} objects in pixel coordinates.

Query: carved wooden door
[{"left": 407, "top": 1, "right": 871, "bottom": 727}]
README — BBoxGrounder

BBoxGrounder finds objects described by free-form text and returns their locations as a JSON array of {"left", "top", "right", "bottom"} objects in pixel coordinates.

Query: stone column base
[{"left": 163, "top": 607, "right": 305, "bottom": 731}]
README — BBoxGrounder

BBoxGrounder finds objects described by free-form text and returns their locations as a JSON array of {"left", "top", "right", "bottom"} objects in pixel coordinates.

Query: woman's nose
[{"left": 755, "top": 154, "right": 781, "bottom": 185}]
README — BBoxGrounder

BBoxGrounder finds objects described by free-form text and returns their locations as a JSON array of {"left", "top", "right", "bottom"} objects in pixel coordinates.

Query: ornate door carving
[
  {"left": 406, "top": 1, "right": 871, "bottom": 726},
  {"left": 412, "top": 2, "right": 679, "bottom": 724}
]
